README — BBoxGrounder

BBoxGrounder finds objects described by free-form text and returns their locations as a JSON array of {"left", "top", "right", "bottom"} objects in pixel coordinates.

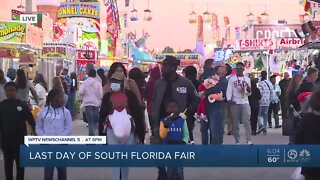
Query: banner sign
[
  {"left": 0, "top": 21, "right": 26, "bottom": 43},
  {"left": 58, "top": 3, "right": 100, "bottom": 19},
  {"left": 42, "top": 43, "right": 67, "bottom": 58},
  {"left": 21, "top": 145, "right": 320, "bottom": 167},
  {"left": 235, "top": 38, "right": 306, "bottom": 51},
  {"left": 235, "top": 39, "right": 275, "bottom": 51},
  {"left": 253, "top": 24, "right": 302, "bottom": 39},
  {"left": 155, "top": 53, "right": 201, "bottom": 61},
  {"left": 77, "top": 50, "right": 97, "bottom": 61},
  {"left": 0, "top": 44, "right": 18, "bottom": 58},
  {"left": 276, "top": 38, "right": 306, "bottom": 50}
]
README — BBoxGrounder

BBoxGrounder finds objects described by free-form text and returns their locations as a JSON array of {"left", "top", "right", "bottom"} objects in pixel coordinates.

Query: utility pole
[{"left": 26, "top": 0, "right": 32, "bottom": 13}]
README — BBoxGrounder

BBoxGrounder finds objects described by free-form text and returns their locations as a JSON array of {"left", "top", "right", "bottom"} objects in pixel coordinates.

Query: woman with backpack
[{"left": 99, "top": 71, "right": 145, "bottom": 180}]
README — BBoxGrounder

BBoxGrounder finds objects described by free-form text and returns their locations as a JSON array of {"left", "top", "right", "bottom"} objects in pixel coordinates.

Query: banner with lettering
[
  {"left": 235, "top": 39, "right": 276, "bottom": 51},
  {"left": 0, "top": 21, "right": 26, "bottom": 43},
  {"left": 42, "top": 43, "right": 67, "bottom": 58},
  {"left": 235, "top": 38, "right": 305, "bottom": 51},
  {"left": 276, "top": 38, "right": 306, "bottom": 50},
  {"left": 58, "top": 3, "right": 100, "bottom": 19},
  {"left": 253, "top": 24, "right": 301, "bottom": 39}
]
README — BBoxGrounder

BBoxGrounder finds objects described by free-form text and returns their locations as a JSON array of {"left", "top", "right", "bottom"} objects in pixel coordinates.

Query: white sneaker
[
  {"left": 247, "top": 141, "right": 253, "bottom": 145},
  {"left": 190, "top": 141, "right": 195, "bottom": 145},
  {"left": 86, "top": 123, "right": 88, "bottom": 127},
  {"left": 236, "top": 142, "right": 241, "bottom": 145},
  {"left": 194, "top": 114, "right": 201, "bottom": 123}
]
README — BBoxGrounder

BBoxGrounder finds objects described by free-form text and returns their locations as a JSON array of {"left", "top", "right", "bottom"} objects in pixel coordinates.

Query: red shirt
[{"left": 107, "top": 91, "right": 130, "bottom": 128}]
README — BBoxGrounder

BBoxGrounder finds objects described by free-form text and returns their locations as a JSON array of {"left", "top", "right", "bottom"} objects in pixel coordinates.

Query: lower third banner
[{"left": 20, "top": 145, "right": 320, "bottom": 167}]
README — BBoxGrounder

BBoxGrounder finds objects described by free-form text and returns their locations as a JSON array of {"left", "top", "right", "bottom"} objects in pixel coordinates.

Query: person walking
[
  {"left": 98, "top": 72, "right": 145, "bottom": 180},
  {"left": 159, "top": 98, "right": 189, "bottom": 180},
  {"left": 97, "top": 68, "right": 107, "bottom": 87},
  {"left": 226, "top": 62, "right": 252, "bottom": 144},
  {"left": 204, "top": 65, "right": 228, "bottom": 144},
  {"left": 128, "top": 67, "right": 146, "bottom": 105},
  {"left": 151, "top": 56, "right": 198, "bottom": 180},
  {"left": 286, "top": 74, "right": 304, "bottom": 144},
  {"left": 15, "top": 69, "right": 38, "bottom": 106},
  {"left": 286, "top": 74, "right": 304, "bottom": 112},
  {"left": 79, "top": 69, "right": 103, "bottom": 136},
  {"left": 297, "top": 68, "right": 319, "bottom": 94},
  {"left": 294, "top": 90, "right": 320, "bottom": 180},
  {"left": 33, "top": 74, "right": 48, "bottom": 108},
  {"left": 248, "top": 78, "right": 261, "bottom": 135},
  {"left": 67, "top": 72, "right": 78, "bottom": 120},
  {"left": 199, "top": 59, "right": 215, "bottom": 83},
  {"left": 257, "top": 71, "right": 273, "bottom": 135},
  {"left": 183, "top": 66, "right": 201, "bottom": 144},
  {"left": 268, "top": 75, "right": 282, "bottom": 129},
  {"left": 146, "top": 67, "right": 161, "bottom": 135},
  {"left": 0, "top": 82, "right": 35, "bottom": 180},
  {"left": 104, "top": 63, "right": 142, "bottom": 105},
  {"left": 51, "top": 77, "right": 68, "bottom": 106},
  {"left": 0, "top": 69, "right": 8, "bottom": 102},
  {"left": 225, "top": 64, "right": 234, "bottom": 135},
  {"left": 279, "top": 72, "right": 290, "bottom": 121},
  {"left": 36, "top": 89, "right": 72, "bottom": 180}
]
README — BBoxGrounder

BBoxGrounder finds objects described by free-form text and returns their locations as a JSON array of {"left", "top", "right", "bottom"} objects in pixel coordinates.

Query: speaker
[
  {"left": 302, "top": 23, "right": 310, "bottom": 37},
  {"left": 294, "top": 29, "right": 303, "bottom": 39},
  {"left": 307, "top": 21, "right": 317, "bottom": 33}
]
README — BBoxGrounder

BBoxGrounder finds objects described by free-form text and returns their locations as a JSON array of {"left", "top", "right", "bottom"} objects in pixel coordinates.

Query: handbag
[{"left": 282, "top": 107, "right": 301, "bottom": 136}]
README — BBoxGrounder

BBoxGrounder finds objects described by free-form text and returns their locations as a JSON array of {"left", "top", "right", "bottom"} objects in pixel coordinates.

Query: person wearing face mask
[
  {"left": 79, "top": 69, "right": 103, "bottom": 136},
  {"left": 103, "top": 63, "right": 142, "bottom": 106},
  {"left": 99, "top": 72, "right": 145, "bottom": 180}
]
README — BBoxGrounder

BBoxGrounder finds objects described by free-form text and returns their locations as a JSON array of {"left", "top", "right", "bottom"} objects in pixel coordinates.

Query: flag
[
  {"left": 257, "top": 16, "right": 262, "bottom": 24},
  {"left": 224, "top": 16, "right": 230, "bottom": 26},
  {"left": 235, "top": 27, "right": 240, "bottom": 39},
  {"left": 197, "top": 16, "right": 204, "bottom": 42},
  {"left": 125, "top": 0, "right": 130, "bottom": 7},
  {"left": 224, "top": 16, "right": 230, "bottom": 42},
  {"left": 211, "top": 13, "right": 218, "bottom": 30}
]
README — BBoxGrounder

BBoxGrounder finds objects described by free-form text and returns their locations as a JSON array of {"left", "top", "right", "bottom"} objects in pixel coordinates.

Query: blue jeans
[
  {"left": 167, "top": 167, "right": 184, "bottom": 180},
  {"left": 44, "top": 167, "right": 66, "bottom": 180},
  {"left": 208, "top": 107, "right": 225, "bottom": 144},
  {"left": 66, "top": 92, "right": 76, "bottom": 118},
  {"left": 200, "top": 120, "right": 210, "bottom": 145},
  {"left": 85, "top": 106, "right": 99, "bottom": 136},
  {"left": 259, "top": 106, "right": 269, "bottom": 133},
  {"left": 107, "top": 128, "right": 135, "bottom": 180}
]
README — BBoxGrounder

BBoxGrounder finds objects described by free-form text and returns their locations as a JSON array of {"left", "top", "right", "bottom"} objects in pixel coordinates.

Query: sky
[{"left": 117, "top": 0, "right": 305, "bottom": 51}]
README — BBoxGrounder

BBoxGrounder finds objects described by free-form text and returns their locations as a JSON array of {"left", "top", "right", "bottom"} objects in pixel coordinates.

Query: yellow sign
[
  {"left": 58, "top": 3, "right": 100, "bottom": 19},
  {"left": 0, "top": 44, "right": 19, "bottom": 57}
]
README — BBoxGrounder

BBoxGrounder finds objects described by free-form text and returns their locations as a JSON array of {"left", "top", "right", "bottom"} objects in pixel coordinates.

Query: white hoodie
[
  {"left": 79, "top": 77, "right": 103, "bottom": 107},
  {"left": 226, "top": 75, "right": 251, "bottom": 104}
]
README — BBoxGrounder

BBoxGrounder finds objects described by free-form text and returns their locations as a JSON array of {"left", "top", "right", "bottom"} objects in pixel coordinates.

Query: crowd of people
[{"left": 0, "top": 56, "right": 319, "bottom": 180}]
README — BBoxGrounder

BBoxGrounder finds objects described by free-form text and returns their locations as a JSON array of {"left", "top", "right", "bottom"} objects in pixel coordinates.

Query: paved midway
[{"left": 0, "top": 119, "right": 295, "bottom": 180}]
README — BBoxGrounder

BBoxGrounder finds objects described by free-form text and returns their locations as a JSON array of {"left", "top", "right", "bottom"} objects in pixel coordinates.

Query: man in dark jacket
[
  {"left": 279, "top": 72, "right": 290, "bottom": 120},
  {"left": 0, "top": 82, "right": 35, "bottom": 180},
  {"left": 152, "top": 56, "right": 199, "bottom": 180},
  {"left": 297, "top": 68, "right": 318, "bottom": 95}
]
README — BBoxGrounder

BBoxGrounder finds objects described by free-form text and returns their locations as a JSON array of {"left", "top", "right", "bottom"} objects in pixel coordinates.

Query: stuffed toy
[
  {"left": 208, "top": 91, "right": 224, "bottom": 103},
  {"left": 204, "top": 75, "right": 220, "bottom": 89}
]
